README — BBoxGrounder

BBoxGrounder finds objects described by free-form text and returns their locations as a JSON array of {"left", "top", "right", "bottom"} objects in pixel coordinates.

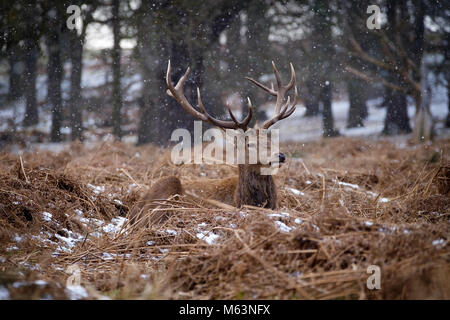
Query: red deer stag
[{"left": 129, "top": 61, "right": 298, "bottom": 226}]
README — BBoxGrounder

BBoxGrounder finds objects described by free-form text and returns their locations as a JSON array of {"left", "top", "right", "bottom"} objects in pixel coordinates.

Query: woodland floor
[{"left": 0, "top": 136, "right": 449, "bottom": 300}]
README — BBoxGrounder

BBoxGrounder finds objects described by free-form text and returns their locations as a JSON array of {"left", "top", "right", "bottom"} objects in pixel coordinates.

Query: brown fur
[
  {"left": 129, "top": 176, "right": 182, "bottom": 227},
  {"left": 184, "top": 176, "right": 238, "bottom": 205},
  {"left": 184, "top": 168, "right": 277, "bottom": 209},
  {"left": 234, "top": 164, "right": 277, "bottom": 209}
]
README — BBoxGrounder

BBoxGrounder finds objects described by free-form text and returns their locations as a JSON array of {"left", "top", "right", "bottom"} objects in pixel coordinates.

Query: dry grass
[{"left": 0, "top": 137, "right": 449, "bottom": 299}]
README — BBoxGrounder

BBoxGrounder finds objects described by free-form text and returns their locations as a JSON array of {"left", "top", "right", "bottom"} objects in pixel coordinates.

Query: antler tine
[
  {"left": 271, "top": 61, "right": 282, "bottom": 89},
  {"left": 225, "top": 97, "right": 253, "bottom": 130},
  {"left": 280, "top": 85, "right": 298, "bottom": 120},
  {"left": 242, "top": 62, "right": 300, "bottom": 130},
  {"left": 241, "top": 98, "right": 253, "bottom": 128},
  {"left": 262, "top": 96, "right": 291, "bottom": 129},
  {"left": 247, "top": 61, "right": 298, "bottom": 116},
  {"left": 256, "top": 62, "right": 298, "bottom": 129},
  {"left": 166, "top": 60, "right": 190, "bottom": 97},
  {"left": 166, "top": 60, "right": 254, "bottom": 131},
  {"left": 285, "top": 62, "right": 296, "bottom": 91},
  {"left": 271, "top": 61, "right": 296, "bottom": 114},
  {"left": 197, "top": 89, "right": 241, "bottom": 129},
  {"left": 245, "top": 76, "right": 277, "bottom": 96},
  {"left": 166, "top": 61, "right": 208, "bottom": 121},
  {"left": 225, "top": 102, "right": 239, "bottom": 124},
  {"left": 225, "top": 98, "right": 253, "bottom": 130}
]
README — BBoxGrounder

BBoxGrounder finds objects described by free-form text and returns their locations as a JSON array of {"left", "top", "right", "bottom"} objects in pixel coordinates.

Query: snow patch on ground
[
  {"left": 196, "top": 231, "right": 220, "bottom": 245},
  {"left": 287, "top": 187, "right": 305, "bottom": 196},
  {"left": 87, "top": 184, "right": 105, "bottom": 195},
  {"left": 102, "top": 217, "right": 127, "bottom": 234},
  {"left": 268, "top": 212, "right": 290, "bottom": 219},
  {"left": 432, "top": 239, "right": 445, "bottom": 248},
  {"left": 164, "top": 229, "right": 178, "bottom": 236},
  {"left": 275, "top": 221, "right": 293, "bottom": 233},
  {"left": 41, "top": 211, "right": 53, "bottom": 222},
  {"left": 196, "top": 223, "right": 220, "bottom": 244},
  {"left": 0, "top": 287, "right": 9, "bottom": 300},
  {"left": 65, "top": 285, "right": 89, "bottom": 300}
]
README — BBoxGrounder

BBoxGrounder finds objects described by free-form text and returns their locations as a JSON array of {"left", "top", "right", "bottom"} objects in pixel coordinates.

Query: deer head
[{"left": 166, "top": 61, "right": 298, "bottom": 209}]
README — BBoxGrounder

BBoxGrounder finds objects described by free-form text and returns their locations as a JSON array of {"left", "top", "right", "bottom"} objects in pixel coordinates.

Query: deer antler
[
  {"left": 166, "top": 60, "right": 253, "bottom": 131},
  {"left": 246, "top": 61, "right": 298, "bottom": 129}
]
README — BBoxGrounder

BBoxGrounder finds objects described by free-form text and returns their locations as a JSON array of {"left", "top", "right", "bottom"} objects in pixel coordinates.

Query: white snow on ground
[
  {"left": 102, "top": 216, "right": 127, "bottom": 234},
  {"left": 164, "top": 229, "right": 178, "bottom": 236},
  {"left": 287, "top": 187, "right": 305, "bottom": 196},
  {"left": 338, "top": 181, "right": 360, "bottom": 189},
  {"left": 41, "top": 211, "right": 53, "bottom": 222},
  {"left": 334, "top": 179, "right": 390, "bottom": 203},
  {"left": 274, "top": 221, "right": 293, "bottom": 233},
  {"left": 196, "top": 223, "right": 220, "bottom": 244},
  {"left": 432, "top": 239, "right": 445, "bottom": 248},
  {"left": 268, "top": 212, "right": 297, "bottom": 233},
  {"left": 0, "top": 287, "right": 9, "bottom": 300},
  {"left": 65, "top": 285, "right": 89, "bottom": 300},
  {"left": 268, "top": 212, "right": 290, "bottom": 219},
  {"left": 196, "top": 231, "right": 220, "bottom": 245},
  {"left": 12, "top": 280, "right": 49, "bottom": 288},
  {"left": 87, "top": 184, "right": 105, "bottom": 195},
  {"left": 54, "top": 229, "right": 85, "bottom": 253},
  {"left": 12, "top": 234, "right": 24, "bottom": 243}
]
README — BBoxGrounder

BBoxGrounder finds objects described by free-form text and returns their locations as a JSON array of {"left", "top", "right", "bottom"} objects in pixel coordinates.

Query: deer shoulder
[
  {"left": 129, "top": 176, "right": 182, "bottom": 227},
  {"left": 184, "top": 176, "right": 238, "bottom": 205}
]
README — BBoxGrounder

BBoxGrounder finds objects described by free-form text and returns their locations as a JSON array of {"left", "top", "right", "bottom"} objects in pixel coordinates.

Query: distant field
[{"left": 0, "top": 137, "right": 449, "bottom": 299}]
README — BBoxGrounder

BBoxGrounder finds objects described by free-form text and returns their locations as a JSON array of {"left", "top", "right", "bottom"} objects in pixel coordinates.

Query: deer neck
[{"left": 234, "top": 164, "right": 277, "bottom": 209}]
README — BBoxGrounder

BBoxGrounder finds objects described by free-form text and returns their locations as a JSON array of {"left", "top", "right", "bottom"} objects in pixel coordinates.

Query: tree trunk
[
  {"left": 22, "top": 38, "right": 38, "bottom": 127},
  {"left": 304, "top": 79, "right": 320, "bottom": 117},
  {"left": 111, "top": 0, "right": 122, "bottom": 139},
  {"left": 347, "top": 78, "right": 368, "bottom": 128},
  {"left": 7, "top": 43, "right": 23, "bottom": 101},
  {"left": 381, "top": 0, "right": 411, "bottom": 135},
  {"left": 136, "top": 4, "right": 162, "bottom": 145},
  {"left": 315, "top": 0, "right": 338, "bottom": 137},
  {"left": 382, "top": 87, "right": 411, "bottom": 135},
  {"left": 137, "top": 6, "right": 198, "bottom": 145},
  {"left": 411, "top": 0, "right": 425, "bottom": 115},
  {"left": 446, "top": 33, "right": 450, "bottom": 128},
  {"left": 47, "top": 10, "right": 64, "bottom": 142},
  {"left": 321, "top": 82, "right": 339, "bottom": 137},
  {"left": 69, "top": 33, "right": 84, "bottom": 141},
  {"left": 22, "top": 4, "right": 39, "bottom": 127},
  {"left": 446, "top": 80, "right": 450, "bottom": 128}
]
